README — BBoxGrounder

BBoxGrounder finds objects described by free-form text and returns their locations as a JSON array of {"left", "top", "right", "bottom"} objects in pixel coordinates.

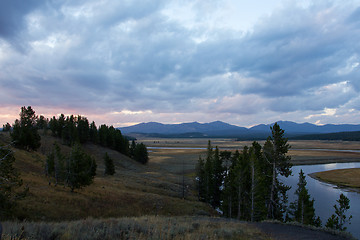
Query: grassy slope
[
  {"left": 312, "top": 168, "right": 360, "bottom": 189},
  {"left": 0, "top": 132, "right": 214, "bottom": 221},
  {"left": 2, "top": 216, "right": 269, "bottom": 240}
]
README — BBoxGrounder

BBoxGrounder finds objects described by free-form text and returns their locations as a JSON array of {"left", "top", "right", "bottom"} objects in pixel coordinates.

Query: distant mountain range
[{"left": 119, "top": 121, "right": 360, "bottom": 139}]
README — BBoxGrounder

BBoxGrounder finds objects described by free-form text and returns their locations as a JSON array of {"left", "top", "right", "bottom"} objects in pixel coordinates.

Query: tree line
[
  {"left": 1, "top": 106, "right": 149, "bottom": 217},
  {"left": 196, "top": 123, "right": 352, "bottom": 231},
  {"left": 3, "top": 106, "right": 148, "bottom": 164}
]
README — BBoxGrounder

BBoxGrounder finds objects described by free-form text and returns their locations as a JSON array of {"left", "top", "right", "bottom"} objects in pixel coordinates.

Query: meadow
[
  {"left": 1, "top": 133, "right": 359, "bottom": 239},
  {"left": 144, "top": 138, "right": 360, "bottom": 173},
  {"left": 312, "top": 168, "right": 360, "bottom": 190}
]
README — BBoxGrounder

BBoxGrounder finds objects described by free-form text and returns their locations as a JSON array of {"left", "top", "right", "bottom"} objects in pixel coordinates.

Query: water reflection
[
  {"left": 323, "top": 163, "right": 338, "bottom": 170},
  {"left": 282, "top": 162, "right": 360, "bottom": 239}
]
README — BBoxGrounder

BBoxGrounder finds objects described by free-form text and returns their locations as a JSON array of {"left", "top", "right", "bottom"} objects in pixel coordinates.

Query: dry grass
[
  {"left": 3, "top": 132, "right": 360, "bottom": 222},
  {"left": 0, "top": 133, "right": 215, "bottom": 221},
  {"left": 146, "top": 138, "right": 360, "bottom": 168},
  {"left": 313, "top": 168, "right": 360, "bottom": 189},
  {"left": 2, "top": 216, "right": 270, "bottom": 240}
]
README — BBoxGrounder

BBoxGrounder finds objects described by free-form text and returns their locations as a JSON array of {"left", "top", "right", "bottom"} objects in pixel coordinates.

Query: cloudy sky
[{"left": 1, "top": 0, "right": 360, "bottom": 127}]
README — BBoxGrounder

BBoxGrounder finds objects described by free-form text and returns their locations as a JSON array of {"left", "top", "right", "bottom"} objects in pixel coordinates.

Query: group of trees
[
  {"left": 196, "top": 123, "right": 322, "bottom": 226},
  {"left": 10, "top": 106, "right": 41, "bottom": 151},
  {"left": 48, "top": 114, "right": 130, "bottom": 156},
  {"left": 6, "top": 106, "right": 148, "bottom": 165},
  {"left": 196, "top": 123, "right": 353, "bottom": 230},
  {"left": 45, "top": 143, "right": 97, "bottom": 192}
]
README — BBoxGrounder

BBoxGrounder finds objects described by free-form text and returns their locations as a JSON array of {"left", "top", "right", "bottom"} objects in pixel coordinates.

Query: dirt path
[{"left": 252, "top": 222, "right": 354, "bottom": 240}]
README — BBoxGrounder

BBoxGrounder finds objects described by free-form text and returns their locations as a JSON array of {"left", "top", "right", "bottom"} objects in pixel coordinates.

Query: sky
[{"left": 1, "top": 0, "right": 360, "bottom": 128}]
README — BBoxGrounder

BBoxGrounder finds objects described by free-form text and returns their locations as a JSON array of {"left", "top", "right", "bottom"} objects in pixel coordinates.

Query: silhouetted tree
[
  {"left": 133, "top": 143, "right": 149, "bottom": 164},
  {"left": 46, "top": 143, "right": 96, "bottom": 191},
  {"left": 77, "top": 116, "right": 89, "bottom": 143},
  {"left": 36, "top": 115, "right": 48, "bottom": 130},
  {"left": 289, "top": 169, "right": 320, "bottom": 226},
  {"left": 104, "top": 152, "right": 115, "bottom": 175},
  {"left": 11, "top": 106, "right": 41, "bottom": 151},
  {"left": 326, "top": 193, "right": 352, "bottom": 231},
  {"left": 2, "top": 123, "right": 11, "bottom": 132},
  {"left": 89, "top": 121, "right": 98, "bottom": 143},
  {"left": 264, "top": 123, "right": 292, "bottom": 220},
  {"left": 195, "top": 156, "right": 206, "bottom": 201},
  {"left": 66, "top": 143, "right": 97, "bottom": 192},
  {"left": 0, "top": 145, "right": 27, "bottom": 218}
]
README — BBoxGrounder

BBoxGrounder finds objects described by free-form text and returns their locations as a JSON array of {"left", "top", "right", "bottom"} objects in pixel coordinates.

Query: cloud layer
[{"left": 1, "top": 0, "right": 360, "bottom": 127}]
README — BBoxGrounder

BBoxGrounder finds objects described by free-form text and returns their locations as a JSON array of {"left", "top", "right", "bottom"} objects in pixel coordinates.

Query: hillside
[{"left": 0, "top": 132, "right": 214, "bottom": 221}]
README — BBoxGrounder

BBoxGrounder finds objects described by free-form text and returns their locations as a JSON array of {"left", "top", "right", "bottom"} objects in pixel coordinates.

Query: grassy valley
[
  {"left": 0, "top": 132, "right": 214, "bottom": 221},
  {"left": 1, "top": 130, "right": 359, "bottom": 239}
]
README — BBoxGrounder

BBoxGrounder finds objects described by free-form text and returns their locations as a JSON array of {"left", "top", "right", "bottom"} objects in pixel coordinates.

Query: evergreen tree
[
  {"left": 66, "top": 143, "right": 97, "bottom": 192},
  {"left": 77, "top": 116, "right": 89, "bottom": 143},
  {"left": 36, "top": 115, "right": 48, "bottom": 130},
  {"left": 203, "top": 140, "right": 214, "bottom": 204},
  {"left": 2, "top": 123, "right": 11, "bottom": 132},
  {"left": 222, "top": 150, "right": 240, "bottom": 218},
  {"left": 0, "top": 145, "right": 27, "bottom": 218},
  {"left": 264, "top": 123, "right": 292, "bottom": 220},
  {"left": 98, "top": 124, "right": 109, "bottom": 147},
  {"left": 11, "top": 106, "right": 41, "bottom": 151},
  {"left": 89, "top": 121, "right": 98, "bottom": 143},
  {"left": 104, "top": 152, "right": 115, "bottom": 175},
  {"left": 326, "top": 193, "right": 352, "bottom": 231},
  {"left": 45, "top": 143, "right": 66, "bottom": 186},
  {"left": 57, "top": 114, "right": 66, "bottom": 138},
  {"left": 49, "top": 116, "right": 58, "bottom": 136},
  {"left": 290, "top": 169, "right": 320, "bottom": 226},
  {"left": 212, "top": 147, "right": 223, "bottom": 207},
  {"left": 133, "top": 143, "right": 149, "bottom": 164},
  {"left": 195, "top": 156, "right": 206, "bottom": 201},
  {"left": 130, "top": 140, "right": 136, "bottom": 158},
  {"left": 62, "top": 115, "right": 78, "bottom": 145},
  {"left": 46, "top": 143, "right": 96, "bottom": 191},
  {"left": 235, "top": 146, "right": 251, "bottom": 220},
  {"left": 251, "top": 141, "right": 271, "bottom": 221}
]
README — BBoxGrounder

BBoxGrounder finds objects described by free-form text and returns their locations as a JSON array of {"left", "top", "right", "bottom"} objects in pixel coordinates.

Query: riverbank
[{"left": 309, "top": 168, "right": 360, "bottom": 192}]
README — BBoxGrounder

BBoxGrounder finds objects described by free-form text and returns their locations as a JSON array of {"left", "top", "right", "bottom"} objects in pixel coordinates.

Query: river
[
  {"left": 149, "top": 146, "right": 360, "bottom": 238},
  {"left": 284, "top": 162, "right": 360, "bottom": 239}
]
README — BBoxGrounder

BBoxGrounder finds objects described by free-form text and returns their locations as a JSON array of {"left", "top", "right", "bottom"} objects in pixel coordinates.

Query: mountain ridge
[{"left": 119, "top": 120, "right": 360, "bottom": 138}]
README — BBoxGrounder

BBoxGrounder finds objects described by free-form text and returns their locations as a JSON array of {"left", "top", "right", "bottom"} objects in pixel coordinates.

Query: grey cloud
[{"left": 1, "top": 0, "right": 360, "bottom": 122}]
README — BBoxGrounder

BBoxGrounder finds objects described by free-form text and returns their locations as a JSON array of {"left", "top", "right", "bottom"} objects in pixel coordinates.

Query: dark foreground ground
[
  {"left": 2, "top": 217, "right": 354, "bottom": 240},
  {"left": 253, "top": 222, "right": 355, "bottom": 240}
]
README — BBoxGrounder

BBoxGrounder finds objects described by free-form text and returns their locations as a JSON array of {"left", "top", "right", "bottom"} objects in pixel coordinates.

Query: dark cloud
[
  {"left": 0, "top": 0, "right": 45, "bottom": 50},
  {"left": 1, "top": 0, "right": 360, "bottom": 125}
]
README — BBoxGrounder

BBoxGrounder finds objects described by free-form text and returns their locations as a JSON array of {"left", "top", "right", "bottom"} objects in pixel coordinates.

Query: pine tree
[
  {"left": 130, "top": 140, "right": 136, "bottom": 158},
  {"left": 264, "top": 123, "right": 292, "bottom": 220},
  {"left": 221, "top": 150, "right": 238, "bottom": 218},
  {"left": 212, "top": 147, "right": 224, "bottom": 207},
  {"left": 195, "top": 156, "right": 206, "bottom": 201},
  {"left": 11, "top": 106, "right": 41, "bottom": 151},
  {"left": 326, "top": 193, "right": 352, "bottom": 231},
  {"left": 133, "top": 143, "right": 149, "bottom": 164},
  {"left": 204, "top": 140, "right": 214, "bottom": 204},
  {"left": 104, "top": 152, "right": 115, "bottom": 175},
  {"left": 0, "top": 145, "right": 27, "bottom": 218},
  {"left": 89, "top": 121, "right": 98, "bottom": 143},
  {"left": 290, "top": 169, "right": 319, "bottom": 226},
  {"left": 2, "top": 123, "right": 11, "bottom": 132},
  {"left": 66, "top": 143, "right": 97, "bottom": 192},
  {"left": 77, "top": 116, "right": 89, "bottom": 143}
]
